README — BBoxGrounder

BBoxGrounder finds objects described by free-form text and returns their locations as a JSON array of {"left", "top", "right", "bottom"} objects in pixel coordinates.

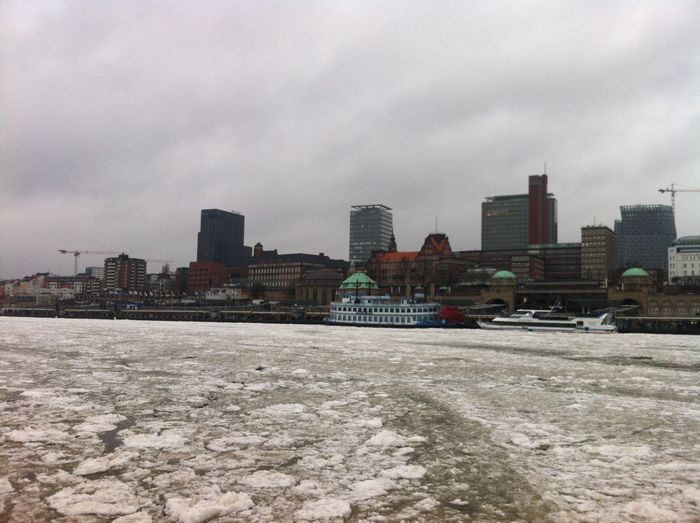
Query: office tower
[
  {"left": 196, "top": 209, "right": 251, "bottom": 267},
  {"left": 349, "top": 204, "right": 394, "bottom": 264},
  {"left": 481, "top": 194, "right": 529, "bottom": 250},
  {"left": 615, "top": 205, "right": 676, "bottom": 273},
  {"left": 104, "top": 254, "right": 147, "bottom": 292},
  {"left": 581, "top": 225, "right": 617, "bottom": 281},
  {"left": 482, "top": 175, "right": 557, "bottom": 251},
  {"left": 528, "top": 175, "right": 557, "bottom": 244}
]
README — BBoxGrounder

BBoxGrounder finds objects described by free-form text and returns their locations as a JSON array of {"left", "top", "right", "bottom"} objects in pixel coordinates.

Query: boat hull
[{"left": 476, "top": 320, "right": 617, "bottom": 333}]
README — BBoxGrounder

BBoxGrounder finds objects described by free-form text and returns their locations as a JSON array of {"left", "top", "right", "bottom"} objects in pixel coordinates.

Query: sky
[{"left": 1, "top": 0, "right": 698, "bottom": 278}]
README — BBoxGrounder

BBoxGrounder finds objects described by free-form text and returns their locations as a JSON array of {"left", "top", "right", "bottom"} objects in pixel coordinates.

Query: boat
[
  {"left": 326, "top": 293, "right": 451, "bottom": 327},
  {"left": 476, "top": 308, "right": 617, "bottom": 333}
]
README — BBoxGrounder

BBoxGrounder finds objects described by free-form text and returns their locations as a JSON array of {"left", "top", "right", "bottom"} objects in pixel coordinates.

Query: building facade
[
  {"left": 581, "top": 225, "right": 617, "bottom": 282},
  {"left": 349, "top": 204, "right": 394, "bottom": 264},
  {"left": 481, "top": 194, "right": 529, "bottom": 250},
  {"left": 528, "top": 174, "right": 556, "bottom": 244},
  {"left": 668, "top": 236, "right": 700, "bottom": 285},
  {"left": 196, "top": 209, "right": 252, "bottom": 267},
  {"left": 85, "top": 266, "right": 104, "bottom": 280},
  {"left": 104, "top": 254, "right": 147, "bottom": 292},
  {"left": 615, "top": 205, "right": 676, "bottom": 275},
  {"left": 249, "top": 251, "right": 347, "bottom": 302},
  {"left": 187, "top": 261, "right": 248, "bottom": 293},
  {"left": 481, "top": 175, "right": 557, "bottom": 251},
  {"left": 294, "top": 268, "right": 346, "bottom": 305},
  {"left": 367, "top": 233, "right": 471, "bottom": 297},
  {"left": 45, "top": 275, "right": 102, "bottom": 298}
]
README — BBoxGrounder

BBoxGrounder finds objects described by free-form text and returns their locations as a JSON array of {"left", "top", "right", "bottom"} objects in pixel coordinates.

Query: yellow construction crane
[
  {"left": 58, "top": 249, "right": 121, "bottom": 276},
  {"left": 658, "top": 184, "right": 700, "bottom": 216},
  {"left": 58, "top": 250, "right": 174, "bottom": 276}
]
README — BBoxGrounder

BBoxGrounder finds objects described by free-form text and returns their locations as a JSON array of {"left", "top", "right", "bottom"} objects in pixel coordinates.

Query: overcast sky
[{"left": 1, "top": 1, "right": 698, "bottom": 278}]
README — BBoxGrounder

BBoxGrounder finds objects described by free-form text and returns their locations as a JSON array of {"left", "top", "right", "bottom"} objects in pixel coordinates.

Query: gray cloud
[{"left": 1, "top": 0, "right": 698, "bottom": 277}]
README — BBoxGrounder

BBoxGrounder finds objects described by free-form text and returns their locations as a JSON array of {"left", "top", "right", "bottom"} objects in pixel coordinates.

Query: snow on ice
[{"left": 0, "top": 317, "right": 699, "bottom": 522}]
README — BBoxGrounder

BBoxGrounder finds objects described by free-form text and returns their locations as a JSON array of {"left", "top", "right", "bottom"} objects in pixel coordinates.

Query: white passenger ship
[
  {"left": 477, "top": 309, "right": 617, "bottom": 333},
  {"left": 326, "top": 294, "right": 444, "bottom": 327}
]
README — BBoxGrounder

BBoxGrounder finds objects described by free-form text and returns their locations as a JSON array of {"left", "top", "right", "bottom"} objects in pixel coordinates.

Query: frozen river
[{"left": 0, "top": 317, "right": 698, "bottom": 522}]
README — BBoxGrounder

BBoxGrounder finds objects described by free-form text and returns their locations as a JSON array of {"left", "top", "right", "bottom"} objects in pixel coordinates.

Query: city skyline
[{"left": 1, "top": 1, "right": 698, "bottom": 278}]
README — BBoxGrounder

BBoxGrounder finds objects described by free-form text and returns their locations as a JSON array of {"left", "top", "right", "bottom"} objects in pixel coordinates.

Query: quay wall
[{"left": 2, "top": 307, "right": 698, "bottom": 334}]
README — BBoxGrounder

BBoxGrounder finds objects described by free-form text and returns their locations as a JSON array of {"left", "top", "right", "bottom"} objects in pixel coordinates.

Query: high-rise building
[
  {"left": 196, "top": 209, "right": 251, "bottom": 267},
  {"left": 615, "top": 205, "right": 676, "bottom": 274},
  {"left": 481, "top": 194, "right": 529, "bottom": 250},
  {"left": 528, "top": 175, "right": 556, "bottom": 244},
  {"left": 581, "top": 225, "right": 617, "bottom": 281},
  {"left": 349, "top": 205, "right": 394, "bottom": 264},
  {"left": 104, "top": 254, "right": 147, "bottom": 292},
  {"left": 482, "top": 175, "right": 557, "bottom": 250}
]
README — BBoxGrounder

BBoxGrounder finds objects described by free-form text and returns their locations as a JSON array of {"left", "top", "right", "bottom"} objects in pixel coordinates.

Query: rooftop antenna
[
  {"left": 435, "top": 216, "right": 438, "bottom": 234},
  {"left": 544, "top": 161, "right": 547, "bottom": 175}
]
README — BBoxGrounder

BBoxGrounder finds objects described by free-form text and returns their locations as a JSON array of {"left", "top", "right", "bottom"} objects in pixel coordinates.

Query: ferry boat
[
  {"left": 326, "top": 294, "right": 447, "bottom": 328},
  {"left": 476, "top": 308, "right": 617, "bottom": 333}
]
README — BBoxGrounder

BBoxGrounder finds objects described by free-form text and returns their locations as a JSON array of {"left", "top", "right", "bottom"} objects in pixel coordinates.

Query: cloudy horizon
[{"left": 1, "top": 1, "right": 698, "bottom": 278}]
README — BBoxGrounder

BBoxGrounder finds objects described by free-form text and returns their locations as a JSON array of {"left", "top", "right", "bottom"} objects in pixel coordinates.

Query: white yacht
[
  {"left": 326, "top": 294, "right": 444, "bottom": 327},
  {"left": 477, "top": 308, "right": 617, "bottom": 333}
]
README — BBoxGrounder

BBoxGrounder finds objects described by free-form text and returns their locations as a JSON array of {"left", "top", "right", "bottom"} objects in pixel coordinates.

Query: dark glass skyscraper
[
  {"left": 615, "top": 204, "right": 676, "bottom": 273},
  {"left": 349, "top": 204, "right": 394, "bottom": 264},
  {"left": 196, "top": 209, "right": 251, "bottom": 267},
  {"left": 528, "top": 174, "right": 551, "bottom": 245},
  {"left": 481, "top": 175, "right": 557, "bottom": 250}
]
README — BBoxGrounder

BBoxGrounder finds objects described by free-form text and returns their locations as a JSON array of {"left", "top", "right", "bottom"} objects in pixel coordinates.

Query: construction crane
[
  {"left": 658, "top": 184, "right": 700, "bottom": 215},
  {"left": 58, "top": 250, "right": 174, "bottom": 276},
  {"left": 58, "top": 250, "right": 121, "bottom": 276}
]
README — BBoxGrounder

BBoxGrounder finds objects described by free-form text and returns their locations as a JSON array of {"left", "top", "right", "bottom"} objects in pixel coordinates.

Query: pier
[{"left": 2, "top": 307, "right": 698, "bottom": 333}]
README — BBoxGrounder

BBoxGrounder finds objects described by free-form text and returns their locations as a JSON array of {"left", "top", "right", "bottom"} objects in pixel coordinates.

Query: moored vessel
[
  {"left": 476, "top": 308, "right": 617, "bottom": 333},
  {"left": 326, "top": 293, "right": 447, "bottom": 327}
]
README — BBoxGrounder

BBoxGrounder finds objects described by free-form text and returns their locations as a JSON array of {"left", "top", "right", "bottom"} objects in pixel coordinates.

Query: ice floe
[
  {"left": 350, "top": 477, "right": 396, "bottom": 500},
  {"left": 295, "top": 498, "right": 352, "bottom": 520},
  {"left": 47, "top": 478, "right": 146, "bottom": 517},
  {"left": 74, "top": 451, "right": 137, "bottom": 476},
  {"left": 165, "top": 490, "right": 253, "bottom": 522},
  {"left": 238, "top": 470, "right": 296, "bottom": 488},
  {"left": 6, "top": 427, "right": 70, "bottom": 442},
  {"left": 122, "top": 430, "right": 188, "bottom": 449}
]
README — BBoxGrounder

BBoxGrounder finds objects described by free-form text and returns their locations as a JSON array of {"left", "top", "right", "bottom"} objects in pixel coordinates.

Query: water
[{"left": 0, "top": 317, "right": 698, "bottom": 522}]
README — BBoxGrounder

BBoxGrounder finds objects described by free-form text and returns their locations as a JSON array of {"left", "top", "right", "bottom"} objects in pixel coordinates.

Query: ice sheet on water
[
  {"left": 5, "top": 426, "right": 70, "bottom": 442},
  {"left": 381, "top": 464, "right": 427, "bottom": 479},
  {"left": 238, "top": 470, "right": 295, "bottom": 489},
  {"left": 0, "top": 477, "right": 13, "bottom": 494},
  {"left": 350, "top": 477, "right": 396, "bottom": 500},
  {"left": 165, "top": 489, "right": 253, "bottom": 523},
  {"left": 364, "top": 429, "right": 426, "bottom": 448},
  {"left": 1, "top": 318, "right": 699, "bottom": 522},
  {"left": 112, "top": 510, "right": 153, "bottom": 523},
  {"left": 294, "top": 498, "right": 351, "bottom": 520},
  {"left": 74, "top": 451, "right": 137, "bottom": 476},
  {"left": 122, "top": 430, "right": 188, "bottom": 449},
  {"left": 47, "top": 478, "right": 146, "bottom": 516}
]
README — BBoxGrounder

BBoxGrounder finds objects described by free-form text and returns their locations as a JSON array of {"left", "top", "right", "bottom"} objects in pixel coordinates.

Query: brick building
[
  {"left": 367, "top": 233, "right": 471, "bottom": 298},
  {"left": 104, "top": 254, "right": 147, "bottom": 292}
]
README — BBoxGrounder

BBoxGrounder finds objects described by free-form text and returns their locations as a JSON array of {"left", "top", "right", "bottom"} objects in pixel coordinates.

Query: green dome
[
  {"left": 338, "top": 271, "right": 378, "bottom": 290},
  {"left": 621, "top": 267, "right": 649, "bottom": 278},
  {"left": 492, "top": 270, "right": 517, "bottom": 280}
]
